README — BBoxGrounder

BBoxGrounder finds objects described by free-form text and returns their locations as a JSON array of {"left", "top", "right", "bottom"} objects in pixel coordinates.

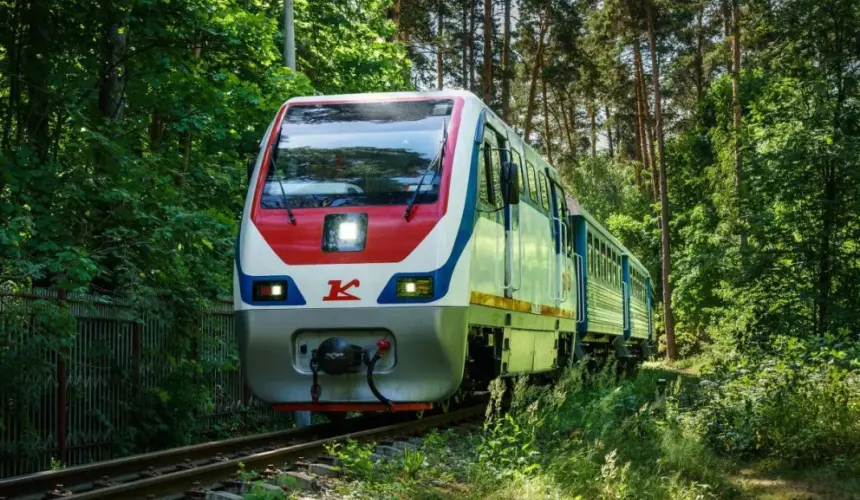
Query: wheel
[{"left": 415, "top": 409, "right": 425, "bottom": 419}]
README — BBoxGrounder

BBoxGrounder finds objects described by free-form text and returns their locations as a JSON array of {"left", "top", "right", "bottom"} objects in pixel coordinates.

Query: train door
[
  {"left": 548, "top": 177, "right": 570, "bottom": 304},
  {"left": 481, "top": 126, "right": 517, "bottom": 297},
  {"left": 506, "top": 146, "right": 525, "bottom": 298}
]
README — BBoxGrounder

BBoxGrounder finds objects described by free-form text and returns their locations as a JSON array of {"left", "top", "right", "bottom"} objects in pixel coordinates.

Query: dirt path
[{"left": 732, "top": 462, "right": 860, "bottom": 499}]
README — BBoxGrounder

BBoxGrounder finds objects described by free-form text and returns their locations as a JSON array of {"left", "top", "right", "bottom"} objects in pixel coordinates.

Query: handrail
[
  {"left": 621, "top": 281, "right": 630, "bottom": 331},
  {"left": 559, "top": 219, "right": 569, "bottom": 302},
  {"left": 574, "top": 254, "right": 585, "bottom": 324}
]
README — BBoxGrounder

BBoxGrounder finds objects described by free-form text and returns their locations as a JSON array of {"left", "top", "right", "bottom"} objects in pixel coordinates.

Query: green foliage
[
  {"left": 245, "top": 482, "right": 286, "bottom": 500},
  {"left": 326, "top": 439, "right": 379, "bottom": 480},
  {"left": 0, "top": 0, "right": 410, "bottom": 473},
  {"left": 692, "top": 336, "right": 860, "bottom": 468}
]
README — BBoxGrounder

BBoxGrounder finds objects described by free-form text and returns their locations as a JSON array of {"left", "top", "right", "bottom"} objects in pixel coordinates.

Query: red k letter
[{"left": 323, "top": 279, "right": 360, "bottom": 301}]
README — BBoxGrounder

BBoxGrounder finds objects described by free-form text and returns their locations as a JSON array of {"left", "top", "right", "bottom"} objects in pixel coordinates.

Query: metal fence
[{"left": 0, "top": 286, "right": 289, "bottom": 478}]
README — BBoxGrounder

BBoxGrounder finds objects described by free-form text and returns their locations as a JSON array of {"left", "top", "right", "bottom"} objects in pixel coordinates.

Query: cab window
[
  {"left": 538, "top": 172, "right": 550, "bottom": 212},
  {"left": 512, "top": 149, "right": 525, "bottom": 195},
  {"left": 527, "top": 161, "right": 538, "bottom": 202}
]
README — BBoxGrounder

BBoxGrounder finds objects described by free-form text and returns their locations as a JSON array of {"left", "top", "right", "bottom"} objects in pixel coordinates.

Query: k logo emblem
[{"left": 323, "top": 279, "right": 360, "bottom": 301}]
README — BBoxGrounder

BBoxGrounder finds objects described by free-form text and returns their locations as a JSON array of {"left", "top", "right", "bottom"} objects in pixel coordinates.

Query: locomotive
[{"left": 234, "top": 90, "right": 654, "bottom": 413}]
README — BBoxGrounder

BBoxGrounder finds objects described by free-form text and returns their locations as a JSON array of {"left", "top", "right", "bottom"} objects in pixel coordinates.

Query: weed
[
  {"left": 325, "top": 439, "right": 379, "bottom": 480},
  {"left": 244, "top": 481, "right": 286, "bottom": 499},
  {"left": 401, "top": 446, "right": 426, "bottom": 477}
]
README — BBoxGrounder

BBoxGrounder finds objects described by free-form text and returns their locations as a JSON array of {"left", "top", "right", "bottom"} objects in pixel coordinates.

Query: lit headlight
[
  {"left": 396, "top": 277, "right": 434, "bottom": 298},
  {"left": 253, "top": 280, "right": 287, "bottom": 301},
  {"left": 338, "top": 221, "right": 358, "bottom": 241},
  {"left": 323, "top": 213, "right": 367, "bottom": 252}
]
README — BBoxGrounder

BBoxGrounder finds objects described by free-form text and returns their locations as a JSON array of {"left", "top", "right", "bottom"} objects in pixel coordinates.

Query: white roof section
[{"left": 284, "top": 90, "right": 482, "bottom": 105}]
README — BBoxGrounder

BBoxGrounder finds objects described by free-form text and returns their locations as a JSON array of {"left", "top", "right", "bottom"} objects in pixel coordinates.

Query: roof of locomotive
[
  {"left": 284, "top": 90, "right": 481, "bottom": 105},
  {"left": 566, "top": 197, "right": 651, "bottom": 280}
]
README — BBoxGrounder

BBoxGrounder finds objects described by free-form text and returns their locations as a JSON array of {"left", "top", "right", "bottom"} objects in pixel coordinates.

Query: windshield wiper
[
  {"left": 404, "top": 118, "right": 447, "bottom": 221},
  {"left": 269, "top": 124, "right": 296, "bottom": 225}
]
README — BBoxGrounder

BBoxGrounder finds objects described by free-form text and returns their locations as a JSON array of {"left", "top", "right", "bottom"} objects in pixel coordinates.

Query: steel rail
[
  {"left": 0, "top": 414, "right": 378, "bottom": 499},
  {"left": 69, "top": 404, "right": 485, "bottom": 499}
]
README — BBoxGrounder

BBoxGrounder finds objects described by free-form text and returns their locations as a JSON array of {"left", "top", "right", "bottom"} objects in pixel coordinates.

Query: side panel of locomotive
[{"left": 465, "top": 107, "right": 577, "bottom": 379}]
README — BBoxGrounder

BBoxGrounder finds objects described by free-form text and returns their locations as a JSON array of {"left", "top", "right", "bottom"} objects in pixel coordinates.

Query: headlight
[
  {"left": 396, "top": 277, "right": 433, "bottom": 298},
  {"left": 253, "top": 280, "right": 287, "bottom": 301},
  {"left": 323, "top": 213, "right": 367, "bottom": 252}
]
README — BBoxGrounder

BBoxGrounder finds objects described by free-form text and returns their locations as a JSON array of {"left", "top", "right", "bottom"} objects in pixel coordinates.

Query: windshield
[{"left": 261, "top": 99, "right": 454, "bottom": 209}]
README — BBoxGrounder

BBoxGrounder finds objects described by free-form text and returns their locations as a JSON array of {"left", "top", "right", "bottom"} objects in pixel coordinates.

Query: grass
[{"left": 304, "top": 360, "right": 860, "bottom": 500}]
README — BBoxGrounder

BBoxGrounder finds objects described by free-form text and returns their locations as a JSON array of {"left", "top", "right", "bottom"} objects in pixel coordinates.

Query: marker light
[
  {"left": 253, "top": 280, "right": 287, "bottom": 301},
  {"left": 339, "top": 221, "right": 358, "bottom": 241},
  {"left": 396, "top": 277, "right": 434, "bottom": 299}
]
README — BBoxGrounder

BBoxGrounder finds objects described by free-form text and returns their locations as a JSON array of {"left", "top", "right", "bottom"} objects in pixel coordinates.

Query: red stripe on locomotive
[{"left": 249, "top": 96, "right": 465, "bottom": 266}]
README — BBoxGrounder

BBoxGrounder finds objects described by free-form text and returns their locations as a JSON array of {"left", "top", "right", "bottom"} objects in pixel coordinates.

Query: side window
[
  {"left": 491, "top": 147, "right": 503, "bottom": 208},
  {"left": 538, "top": 172, "right": 550, "bottom": 211},
  {"left": 512, "top": 149, "right": 525, "bottom": 194},
  {"left": 479, "top": 142, "right": 491, "bottom": 205},
  {"left": 554, "top": 185, "right": 565, "bottom": 217},
  {"left": 527, "top": 161, "right": 538, "bottom": 202},
  {"left": 602, "top": 244, "right": 607, "bottom": 281}
]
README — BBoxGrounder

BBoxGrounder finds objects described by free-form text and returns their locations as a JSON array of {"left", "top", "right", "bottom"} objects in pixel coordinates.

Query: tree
[
  {"left": 482, "top": 0, "right": 493, "bottom": 102},
  {"left": 646, "top": 0, "right": 677, "bottom": 360},
  {"left": 501, "top": 0, "right": 512, "bottom": 120}
]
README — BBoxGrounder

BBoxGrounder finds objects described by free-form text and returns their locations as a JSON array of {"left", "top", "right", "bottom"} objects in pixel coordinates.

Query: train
[{"left": 234, "top": 90, "right": 655, "bottom": 413}]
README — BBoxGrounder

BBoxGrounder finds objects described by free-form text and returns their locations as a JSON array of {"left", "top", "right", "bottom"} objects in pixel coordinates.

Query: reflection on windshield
[{"left": 261, "top": 100, "right": 453, "bottom": 209}]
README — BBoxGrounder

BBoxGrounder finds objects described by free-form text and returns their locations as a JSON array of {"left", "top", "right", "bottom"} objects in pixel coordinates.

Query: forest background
[{"left": 0, "top": 0, "right": 858, "bottom": 493}]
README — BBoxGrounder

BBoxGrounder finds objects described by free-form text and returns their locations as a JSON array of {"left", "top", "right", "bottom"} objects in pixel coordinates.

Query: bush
[{"left": 692, "top": 334, "right": 860, "bottom": 468}]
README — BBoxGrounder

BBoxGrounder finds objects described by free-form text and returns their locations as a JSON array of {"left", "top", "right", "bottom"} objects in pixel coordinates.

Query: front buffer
[{"left": 235, "top": 305, "right": 468, "bottom": 411}]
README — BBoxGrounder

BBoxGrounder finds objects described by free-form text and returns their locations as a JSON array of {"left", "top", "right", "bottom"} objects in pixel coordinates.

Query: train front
[{"left": 234, "top": 93, "right": 475, "bottom": 412}]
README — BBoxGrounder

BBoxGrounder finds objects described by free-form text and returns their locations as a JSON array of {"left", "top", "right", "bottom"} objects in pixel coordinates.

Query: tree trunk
[
  {"left": 541, "top": 66, "right": 553, "bottom": 165},
  {"left": 731, "top": 0, "right": 745, "bottom": 249},
  {"left": 564, "top": 87, "right": 578, "bottom": 161},
  {"left": 437, "top": 0, "right": 444, "bottom": 90},
  {"left": 635, "top": 41, "right": 658, "bottom": 200},
  {"left": 588, "top": 101, "right": 596, "bottom": 156},
  {"left": 24, "top": 0, "right": 52, "bottom": 163},
  {"left": 482, "top": 0, "right": 493, "bottom": 103},
  {"left": 632, "top": 75, "right": 644, "bottom": 188},
  {"left": 694, "top": 6, "right": 705, "bottom": 103},
  {"left": 558, "top": 87, "right": 575, "bottom": 154},
  {"left": 3, "top": 0, "right": 23, "bottom": 151},
  {"left": 393, "top": 0, "right": 401, "bottom": 40},
  {"left": 605, "top": 105, "right": 614, "bottom": 158},
  {"left": 522, "top": 10, "right": 549, "bottom": 141},
  {"left": 501, "top": 0, "right": 511, "bottom": 120},
  {"left": 182, "top": 42, "right": 202, "bottom": 177},
  {"left": 646, "top": 1, "right": 676, "bottom": 361},
  {"left": 469, "top": 0, "right": 476, "bottom": 90},
  {"left": 722, "top": 0, "right": 732, "bottom": 74},
  {"left": 99, "top": 16, "right": 127, "bottom": 120},
  {"left": 817, "top": 165, "right": 836, "bottom": 334},
  {"left": 461, "top": 0, "right": 469, "bottom": 87}
]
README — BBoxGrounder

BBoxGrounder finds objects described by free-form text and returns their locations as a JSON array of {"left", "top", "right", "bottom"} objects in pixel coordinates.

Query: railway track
[{"left": 0, "top": 403, "right": 486, "bottom": 500}]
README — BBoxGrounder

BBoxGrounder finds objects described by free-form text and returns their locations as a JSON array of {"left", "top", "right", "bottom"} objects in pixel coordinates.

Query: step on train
[{"left": 234, "top": 91, "right": 655, "bottom": 413}]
